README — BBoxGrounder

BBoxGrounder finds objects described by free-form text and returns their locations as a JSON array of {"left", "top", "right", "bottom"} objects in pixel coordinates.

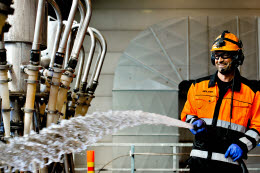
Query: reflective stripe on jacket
[{"left": 181, "top": 69, "right": 260, "bottom": 164}]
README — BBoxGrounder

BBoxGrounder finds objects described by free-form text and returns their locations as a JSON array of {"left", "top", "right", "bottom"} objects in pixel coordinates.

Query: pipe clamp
[{"left": 21, "top": 107, "right": 35, "bottom": 113}]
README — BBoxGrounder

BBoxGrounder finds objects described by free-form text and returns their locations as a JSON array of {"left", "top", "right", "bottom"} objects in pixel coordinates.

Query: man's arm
[
  {"left": 181, "top": 83, "right": 197, "bottom": 122},
  {"left": 226, "top": 90, "right": 260, "bottom": 161}
]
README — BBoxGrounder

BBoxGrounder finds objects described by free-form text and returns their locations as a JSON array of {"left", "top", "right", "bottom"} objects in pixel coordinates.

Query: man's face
[{"left": 214, "top": 51, "right": 233, "bottom": 74}]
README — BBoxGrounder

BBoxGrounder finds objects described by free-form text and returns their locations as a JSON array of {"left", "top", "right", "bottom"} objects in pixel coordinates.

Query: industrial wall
[{"left": 74, "top": 0, "right": 260, "bottom": 172}]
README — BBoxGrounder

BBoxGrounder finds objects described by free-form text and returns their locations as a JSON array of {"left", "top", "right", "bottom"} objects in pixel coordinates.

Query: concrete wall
[{"left": 74, "top": 0, "right": 260, "bottom": 172}]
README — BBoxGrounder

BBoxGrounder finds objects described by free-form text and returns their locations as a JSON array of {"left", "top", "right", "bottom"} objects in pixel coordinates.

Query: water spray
[{"left": 0, "top": 110, "right": 193, "bottom": 171}]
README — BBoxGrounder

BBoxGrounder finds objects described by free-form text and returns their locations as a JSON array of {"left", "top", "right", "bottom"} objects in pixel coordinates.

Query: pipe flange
[
  {"left": 60, "top": 83, "right": 70, "bottom": 90},
  {"left": 24, "top": 79, "right": 39, "bottom": 84},
  {"left": 46, "top": 110, "right": 58, "bottom": 114},
  {"left": 0, "top": 64, "right": 12, "bottom": 70},
  {"left": 24, "top": 65, "right": 42, "bottom": 71},
  {"left": 21, "top": 107, "right": 35, "bottom": 113},
  {"left": 0, "top": 78, "right": 11, "bottom": 83}
]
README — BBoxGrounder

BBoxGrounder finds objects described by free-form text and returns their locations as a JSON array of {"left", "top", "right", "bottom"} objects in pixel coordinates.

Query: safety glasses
[{"left": 212, "top": 51, "right": 236, "bottom": 60}]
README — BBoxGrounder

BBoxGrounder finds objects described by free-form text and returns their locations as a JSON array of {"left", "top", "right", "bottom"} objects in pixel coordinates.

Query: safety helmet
[
  {"left": 210, "top": 30, "right": 244, "bottom": 67},
  {"left": 211, "top": 31, "right": 242, "bottom": 51}
]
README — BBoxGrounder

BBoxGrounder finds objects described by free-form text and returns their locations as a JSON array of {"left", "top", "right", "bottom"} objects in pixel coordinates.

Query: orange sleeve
[
  {"left": 181, "top": 83, "right": 197, "bottom": 122},
  {"left": 249, "top": 91, "right": 260, "bottom": 133}
]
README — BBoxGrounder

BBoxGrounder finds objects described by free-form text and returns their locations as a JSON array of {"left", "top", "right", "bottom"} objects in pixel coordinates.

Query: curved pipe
[
  {"left": 80, "top": 27, "right": 96, "bottom": 89},
  {"left": 86, "top": 36, "right": 102, "bottom": 89},
  {"left": 32, "top": 0, "right": 45, "bottom": 50},
  {"left": 64, "top": 33, "right": 72, "bottom": 69},
  {"left": 57, "top": 0, "right": 78, "bottom": 53},
  {"left": 47, "top": 0, "right": 63, "bottom": 68},
  {"left": 69, "top": 0, "right": 92, "bottom": 61},
  {"left": 90, "top": 27, "right": 107, "bottom": 82},
  {"left": 78, "top": 0, "right": 86, "bottom": 31},
  {"left": 74, "top": 47, "right": 85, "bottom": 91},
  {"left": 64, "top": 0, "right": 85, "bottom": 69}
]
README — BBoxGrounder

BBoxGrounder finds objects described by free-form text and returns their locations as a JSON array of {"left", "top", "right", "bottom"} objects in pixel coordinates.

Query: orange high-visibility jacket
[{"left": 181, "top": 69, "right": 260, "bottom": 164}]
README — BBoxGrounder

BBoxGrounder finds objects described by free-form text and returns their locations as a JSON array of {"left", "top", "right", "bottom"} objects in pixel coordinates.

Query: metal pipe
[
  {"left": 69, "top": 0, "right": 91, "bottom": 62},
  {"left": 86, "top": 37, "right": 102, "bottom": 89},
  {"left": 63, "top": 1, "right": 85, "bottom": 69},
  {"left": 74, "top": 27, "right": 96, "bottom": 116},
  {"left": 77, "top": 0, "right": 86, "bottom": 31},
  {"left": 55, "top": 0, "right": 92, "bottom": 118},
  {"left": 23, "top": 68, "right": 39, "bottom": 135},
  {"left": 80, "top": 27, "right": 96, "bottom": 91},
  {"left": 64, "top": 32, "right": 72, "bottom": 69},
  {"left": 80, "top": 36, "right": 102, "bottom": 115},
  {"left": 85, "top": 28, "right": 107, "bottom": 96},
  {"left": 47, "top": 0, "right": 63, "bottom": 68},
  {"left": 32, "top": 0, "right": 45, "bottom": 50},
  {"left": 57, "top": 0, "right": 78, "bottom": 54},
  {"left": 74, "top": 47, "right": 85, "bottom": 91},
  {"left": 89, "top": 28, "right": 107, "bottom": 83},
  {"left": 131, "top": 145, "right": 135, "bottom": 173},
  {"left": 24, "top": 0, "right": 46, "bottom": 135},
  {"left": 0, "top": 36, "right": 11, "bottom": 137}
]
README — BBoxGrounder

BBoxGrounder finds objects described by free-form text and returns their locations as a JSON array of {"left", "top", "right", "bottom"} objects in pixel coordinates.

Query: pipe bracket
[{"left": 21, "top": 107, "right": 35, "bottom": 113}]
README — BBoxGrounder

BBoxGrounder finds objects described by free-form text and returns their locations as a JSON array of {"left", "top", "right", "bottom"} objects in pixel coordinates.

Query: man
[{"left": 181, "top": 30, "right": 260, "bottom": 173}]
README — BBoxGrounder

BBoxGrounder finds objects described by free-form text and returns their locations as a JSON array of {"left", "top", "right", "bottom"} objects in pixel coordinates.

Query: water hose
[
  {"left": 81, "top": 37, "right": 101, "bottom": 115},
  {"left": 82, "top": 28, "right": 107, "bottom": 115},
  {"left": 74, "top": 27, "right": 96, "bottom": 116},
  {"left": 46, "top": 0, "right": 79, "bottom": 126},
  {"left": 55, "top": 0, "right": 92, "bottom": 118},
  {"left": 23, "top": 0, "right": 45, "bottom": 135},
  {"left": 0, "top": 37, "right": 11, "bottom": 137}
]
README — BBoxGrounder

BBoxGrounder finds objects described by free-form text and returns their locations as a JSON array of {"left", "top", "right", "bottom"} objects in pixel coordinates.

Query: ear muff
[
  {"left": 232, "top": 49, "right": 244, "bottom": 67},
  {"left": 211, "top": 53, "right": 216, "bottom": 65}
]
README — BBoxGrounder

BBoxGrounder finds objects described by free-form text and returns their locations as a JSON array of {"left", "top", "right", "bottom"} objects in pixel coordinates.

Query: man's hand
[
  {"left": 189, "top": 119, "right": 206, "bottom": 135},
  {"left": 225, "top": 144, "right": 243, "bottom": 162}
]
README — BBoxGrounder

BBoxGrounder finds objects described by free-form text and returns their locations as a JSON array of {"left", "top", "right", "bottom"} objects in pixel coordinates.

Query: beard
[{"left": 215, "top": 61, "right": 235, "bottom": 75}]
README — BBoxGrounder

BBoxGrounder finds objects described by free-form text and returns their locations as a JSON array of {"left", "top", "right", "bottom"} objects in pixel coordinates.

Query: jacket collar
[{"left": 208, "top": 68, "right": 241, "bottom": 92}]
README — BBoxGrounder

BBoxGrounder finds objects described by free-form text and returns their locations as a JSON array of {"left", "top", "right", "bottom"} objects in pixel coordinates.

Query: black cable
[{"left": 97, "top": 154, "right": 129, "bottom": 173}]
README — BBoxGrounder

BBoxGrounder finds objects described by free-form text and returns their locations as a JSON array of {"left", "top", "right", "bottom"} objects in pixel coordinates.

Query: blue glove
[
  {"left": 189, "top": 119, "right": 206, "bottom": 135},
  {"left": 225, "top": 144, "right": 243, "bottom": 162}
]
